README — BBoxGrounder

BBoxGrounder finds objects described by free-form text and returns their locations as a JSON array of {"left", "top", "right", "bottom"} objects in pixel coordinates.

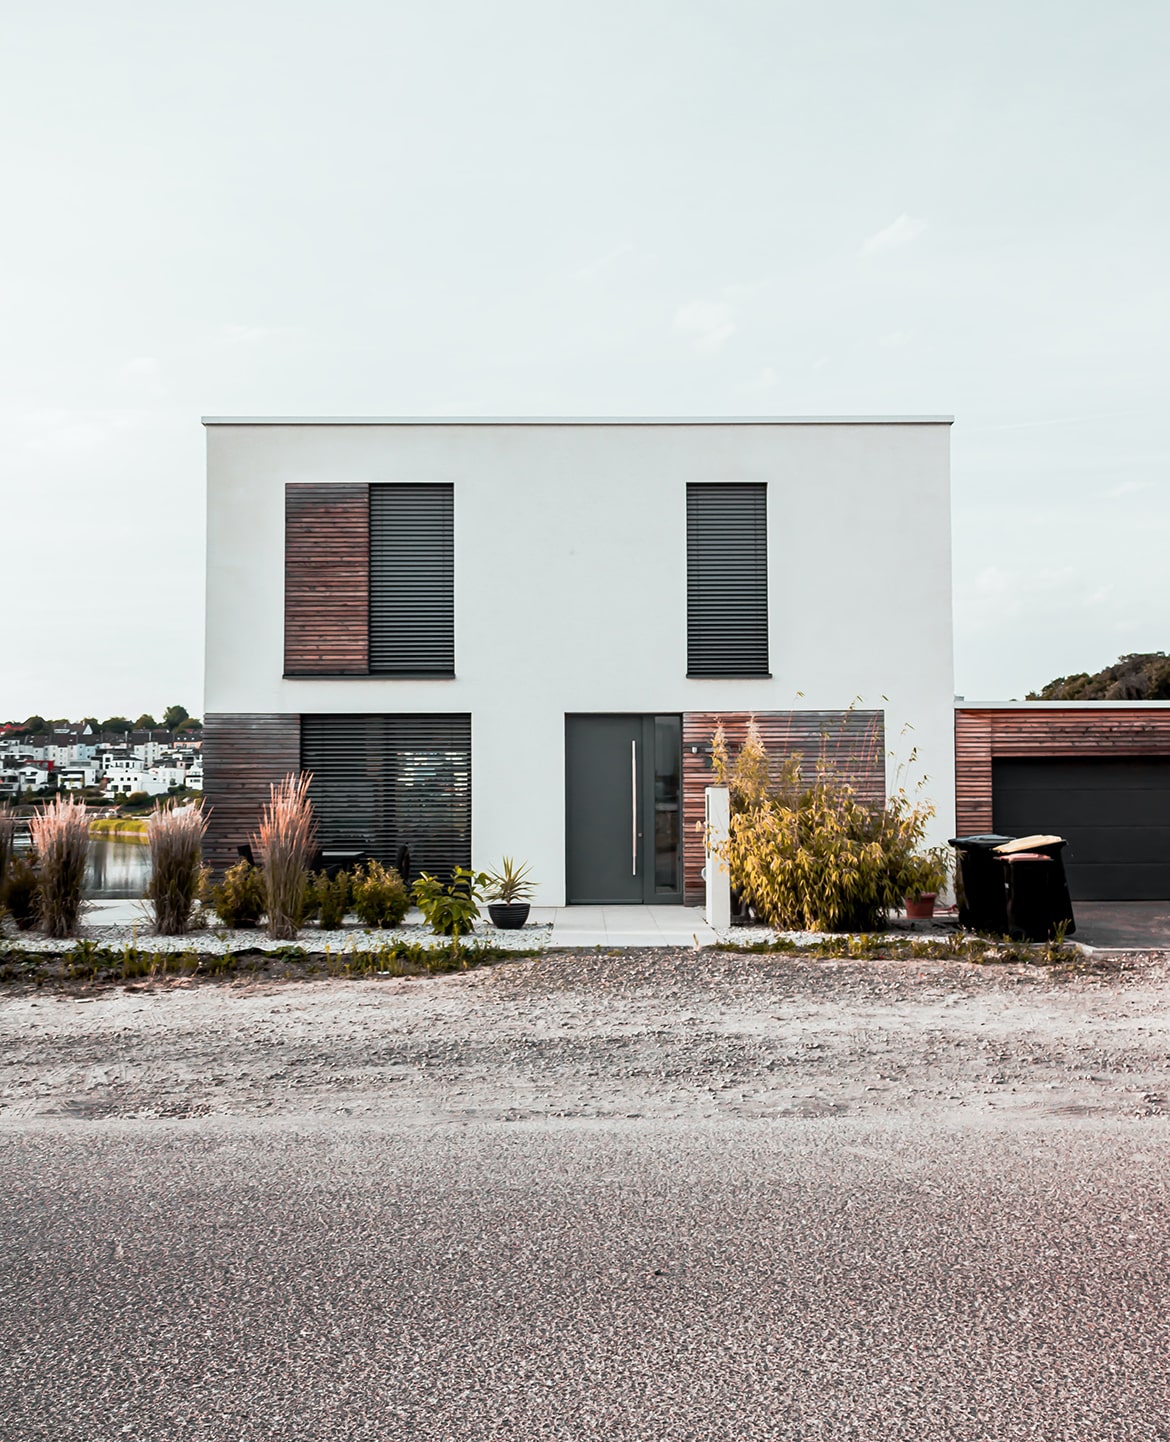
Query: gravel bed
[{"left": 0, "top": 912, "right": 553, "bottom": 955}]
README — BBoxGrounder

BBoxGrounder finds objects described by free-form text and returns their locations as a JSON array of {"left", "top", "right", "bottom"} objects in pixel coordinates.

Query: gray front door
[{"left": 565, "top": 715, "right": 682, "bottom": 904}]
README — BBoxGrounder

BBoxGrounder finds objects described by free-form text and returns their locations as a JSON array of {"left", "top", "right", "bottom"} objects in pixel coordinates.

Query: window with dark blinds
[
  {"left": 369, "top": 484, "right": 455, "bottom": 676},
  {"left": 301, "top": 713, "right": 471, "bottom": 881},
  {"left": 686, "top": 482, "right": 769, "bottom": 678}
]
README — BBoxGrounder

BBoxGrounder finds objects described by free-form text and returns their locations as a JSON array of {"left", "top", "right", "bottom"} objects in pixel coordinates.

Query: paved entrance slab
[{"left": 547, "top": 905, "right": 716, "bottom": 948}]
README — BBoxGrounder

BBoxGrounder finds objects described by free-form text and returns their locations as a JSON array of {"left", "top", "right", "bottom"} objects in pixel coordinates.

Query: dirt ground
[
  {"left": 3, "top": 946, "right": 1168, "bottom": 1126},
  {"left": 4, "top": 948, "right": 1170, "bottom": 1440}
]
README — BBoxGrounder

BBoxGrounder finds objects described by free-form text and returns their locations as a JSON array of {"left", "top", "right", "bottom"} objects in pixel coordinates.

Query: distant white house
[{"left": 60, "top": 765, "right": 101, "bottom": 791}]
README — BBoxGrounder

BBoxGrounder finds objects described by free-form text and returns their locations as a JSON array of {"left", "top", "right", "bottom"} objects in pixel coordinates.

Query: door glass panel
[{"left": 653, "top": 716, "right": 681, "bottom": 893}]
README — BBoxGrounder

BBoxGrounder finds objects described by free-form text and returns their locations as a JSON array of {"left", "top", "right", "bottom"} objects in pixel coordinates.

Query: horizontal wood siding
[
  {"left": 681, "top": 710, "right": 886, "bottom": 905},
  {"left": 954, "top": 710, "right": 994, "bottom": 835},
  {"left": 203, "top": 713, "right": 302, "bottom": 874},
  {"left": 284, "top": 482, "right": 369, "bottom": 675},
  {"left": 955, "top": 708, "right": 1170, "bottom": 836}
]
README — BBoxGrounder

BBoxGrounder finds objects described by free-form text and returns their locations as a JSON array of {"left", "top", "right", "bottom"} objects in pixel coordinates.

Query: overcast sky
[{"left": 3, "top": 0, "right": 1167, "bottom": 720}]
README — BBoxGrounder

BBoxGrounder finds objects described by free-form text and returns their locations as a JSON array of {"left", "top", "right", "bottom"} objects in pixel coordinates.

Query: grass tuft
[
  {"left": 29, "top": 797, "right": 90, "bottom": 939},
  {"left": 145, "top": 801, "right": 208, "bottom": 935},
  {"left": 254, "top": 773, "right": 317, "bottom": 941}
]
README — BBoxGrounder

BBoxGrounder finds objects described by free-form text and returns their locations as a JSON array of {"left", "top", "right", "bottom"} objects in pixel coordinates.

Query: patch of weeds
[{"left": 717, "top": 930, "right": 1084, "bottom": 968}]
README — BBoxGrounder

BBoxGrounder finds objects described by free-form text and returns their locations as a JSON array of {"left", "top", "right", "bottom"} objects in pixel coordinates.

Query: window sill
[{"left": 686, "top": 672, "right": 773, "bottom": 680}]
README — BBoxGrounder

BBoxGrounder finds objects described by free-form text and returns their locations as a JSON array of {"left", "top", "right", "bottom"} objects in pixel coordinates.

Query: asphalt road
[{"left": 2, "top": 951, "right": 1169, "bottom": 1440}]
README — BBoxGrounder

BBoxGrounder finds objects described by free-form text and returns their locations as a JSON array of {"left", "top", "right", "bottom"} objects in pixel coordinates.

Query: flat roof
[
  {"left": 956, "top": 700, "right": 1170, "bottom": 710},
  {"left": 201, "top": 414, "right": 955, "bottom": 427}
]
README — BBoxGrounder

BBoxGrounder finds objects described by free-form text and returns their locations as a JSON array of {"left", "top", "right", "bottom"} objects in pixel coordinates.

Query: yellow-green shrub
[
  {"left": 711, "top": 720, "right": 936, "bottom": 932},
  {"left": 351, "top": 860, "right": 409, "bottom": 927}
]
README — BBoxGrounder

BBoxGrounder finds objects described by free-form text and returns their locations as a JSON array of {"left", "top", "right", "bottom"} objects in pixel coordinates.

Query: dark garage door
[{"left": 992, "top": 757, "right": 1170, "bottom": 900}]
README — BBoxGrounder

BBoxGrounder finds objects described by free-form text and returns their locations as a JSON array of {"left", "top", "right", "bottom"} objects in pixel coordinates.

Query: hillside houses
[{"left": 0, "top": 724, "right": 203, "bottom": 801}]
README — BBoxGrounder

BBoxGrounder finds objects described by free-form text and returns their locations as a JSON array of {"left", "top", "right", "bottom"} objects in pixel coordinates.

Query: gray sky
[{"left": 3, "top": 0, "right": 1167, "bottom": 720}]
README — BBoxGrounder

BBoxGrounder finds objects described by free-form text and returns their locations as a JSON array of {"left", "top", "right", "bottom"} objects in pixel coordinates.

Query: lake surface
[{"left": 86, "top": 837, "right": 151, "bottom": 899}]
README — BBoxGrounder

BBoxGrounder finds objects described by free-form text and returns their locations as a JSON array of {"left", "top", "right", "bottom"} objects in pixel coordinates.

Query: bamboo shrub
[
  {"left": 145, "top": 801, "right": 209, "bottom": 935},
  {"left": 254, "top": 772, "right": 317, "bottom": 940},
  {"left": 29, "top": 796, "right": 90, "bottom": 939},
  {"left": 711, "top": 724, "right": 936, "bottom": 933}
]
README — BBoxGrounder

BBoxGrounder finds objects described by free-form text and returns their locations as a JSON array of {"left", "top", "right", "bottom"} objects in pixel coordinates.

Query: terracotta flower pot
[{"left": 904, "top": 892, "right": 937, "bottom": 920}]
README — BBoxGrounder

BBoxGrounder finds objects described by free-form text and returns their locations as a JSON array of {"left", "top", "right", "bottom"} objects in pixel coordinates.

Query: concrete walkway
[
  {"left": 77, "top": 900, "right": 718, "bottom": 948},
  {"left": 542, "top": 905, "right": 717, "bottom": 948}
]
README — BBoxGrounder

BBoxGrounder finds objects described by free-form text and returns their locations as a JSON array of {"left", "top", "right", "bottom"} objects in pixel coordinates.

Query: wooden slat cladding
[
  {"left": 681, "top": 710, "right": 886, "bottom": 905},
  {"left": 284, "top": 483, "right": 369, "bottom": 676},
  {"left": 955, "top": 707, "right": 1170, "bottom": 836},
  {"left": 203, "top": 713, "right": 302, "bottom": 874}
]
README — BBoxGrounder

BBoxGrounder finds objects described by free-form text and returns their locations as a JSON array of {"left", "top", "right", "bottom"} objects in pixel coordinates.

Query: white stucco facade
[{"left": 204, "top": 418, "right": 955, "bottom": 905}]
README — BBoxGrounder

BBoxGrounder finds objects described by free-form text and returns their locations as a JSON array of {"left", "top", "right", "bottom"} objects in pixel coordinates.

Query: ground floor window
[{"left": 300, "top": 714, "right": 471, "bottom": 882}]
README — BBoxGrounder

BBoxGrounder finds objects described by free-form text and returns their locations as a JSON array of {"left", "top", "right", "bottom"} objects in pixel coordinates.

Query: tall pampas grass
[
  {"left": 29, "top": 796, "right": 90, "bottom": 939},
  {"left": 146, "top": 800, "right": 209, "bottom": 935},
  {"left": 254, "top": 772, "right": 317, "bottom": 940}
]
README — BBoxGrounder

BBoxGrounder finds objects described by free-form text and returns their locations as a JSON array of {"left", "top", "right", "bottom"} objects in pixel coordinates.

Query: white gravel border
[{"left": 0, "top": 908, "right": 554, "bottom": 955}]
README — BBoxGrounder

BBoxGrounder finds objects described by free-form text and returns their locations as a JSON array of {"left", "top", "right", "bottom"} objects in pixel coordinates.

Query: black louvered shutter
[
  {"left": 369, "top": 484, "right": 454, "bottom": 676},
  {"left": 686, "top": 482, "right": 769, "bottom": 677},
  {"left": 301, "top": 714, "right": 471, "bottom": 881}
]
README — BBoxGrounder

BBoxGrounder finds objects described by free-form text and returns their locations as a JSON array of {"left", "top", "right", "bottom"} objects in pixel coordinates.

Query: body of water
[{"left": 86, "top": 837, "right": 151, "bottom": 899}]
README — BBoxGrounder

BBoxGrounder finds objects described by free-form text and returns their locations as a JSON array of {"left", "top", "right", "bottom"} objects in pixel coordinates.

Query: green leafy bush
[
  {"left": 2, "top": 855, "right": 41, "bottom": 930},
  {"left": 210, "top": 859, "right": 266, "bottom": 928},
  {"left": 412, "top": 867, "right": 490, "bottom": 943},
  {"left": 711, "top": 720, "right": 938, "bottom": 933},
  {"left": 311, "top": 869, "right": 352, "bottom": 929},
  {"left": 350, "top": 860, "right": 409, "bottom": 927},
  {"left": 897, "top": 847, "right": 950, "bottom": 900}
]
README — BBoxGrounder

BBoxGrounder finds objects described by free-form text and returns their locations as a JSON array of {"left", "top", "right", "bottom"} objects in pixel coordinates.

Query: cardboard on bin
[
  {"left": 995, "top": 834, "right": 1063, "bottom": 855},
  {"left": 998, "top": 852, "right": 1052, "bottom": 864}
]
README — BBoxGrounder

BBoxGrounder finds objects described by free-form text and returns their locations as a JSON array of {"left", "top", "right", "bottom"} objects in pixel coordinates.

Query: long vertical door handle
[{"left": 631, "top": 739, "right": 638, "bottom": 876}]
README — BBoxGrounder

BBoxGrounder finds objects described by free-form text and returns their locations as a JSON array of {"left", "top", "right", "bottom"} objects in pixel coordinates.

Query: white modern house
[{"left": 202, "top": 417, "right": 955, "bottom": 906}]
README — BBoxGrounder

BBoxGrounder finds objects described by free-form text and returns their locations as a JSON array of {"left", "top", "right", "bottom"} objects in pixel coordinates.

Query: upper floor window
[
  {"left": 284, "top": 482, "right": 454, "bottom": 678},
  {"left": 686, "top": 482, "right": 769, "bottom": 678},
  {"left": 369, "top": 483, "right": 454, "bottom": 677}
]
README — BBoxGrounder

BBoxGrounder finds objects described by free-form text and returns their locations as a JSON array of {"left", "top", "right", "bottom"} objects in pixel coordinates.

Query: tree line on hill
[
  {"left": 1027, "top": 652, "right": 1170, "bottom": 701},
  {"left": 2, "top": 704, "right": 202, "bottom": 737}
]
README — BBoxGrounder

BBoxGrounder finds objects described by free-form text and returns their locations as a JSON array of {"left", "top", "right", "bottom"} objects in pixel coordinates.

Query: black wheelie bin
[
  {"left": 996, "top": 835, "right": 1076, "bottom": 939},
  {"left": 949, "top": 835, "right": 1016, "bottom": 934}
]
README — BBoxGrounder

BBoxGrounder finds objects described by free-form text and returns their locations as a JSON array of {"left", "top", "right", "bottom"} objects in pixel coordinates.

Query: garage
[{"left": 992, "top": 757, "right": 1170, "bottom": 900}]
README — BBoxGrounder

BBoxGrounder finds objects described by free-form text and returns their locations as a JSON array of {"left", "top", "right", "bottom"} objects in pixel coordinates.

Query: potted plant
[
  {"left": 486, "top": 856, "right": 535, "bottom": 929},
  {"left": 899, "top": 847, "right": 950, "bottom": 920}
]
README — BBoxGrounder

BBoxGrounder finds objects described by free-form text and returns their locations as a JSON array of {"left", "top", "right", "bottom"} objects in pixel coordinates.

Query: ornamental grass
[
  {"left": 254, "top": 772, "right": 317, "bottom": 940},
  {"left": 29, "top": 796, "right": 90, "bottom": 939},
  {"left": 145, "top": 800, "right": 208, "bottom": 935}
]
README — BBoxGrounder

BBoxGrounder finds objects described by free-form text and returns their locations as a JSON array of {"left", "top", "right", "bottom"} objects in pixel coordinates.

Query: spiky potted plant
[{"left": 486, "top": 857, "right": 535, "bottom": 930}]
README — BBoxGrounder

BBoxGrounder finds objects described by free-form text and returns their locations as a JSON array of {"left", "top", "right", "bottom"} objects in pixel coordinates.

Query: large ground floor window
[{"left": 300, "top": 714, "right": 471, "bottom": 882}]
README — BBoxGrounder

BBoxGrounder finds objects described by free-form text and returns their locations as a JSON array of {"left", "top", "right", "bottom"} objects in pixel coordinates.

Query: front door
[{"left": 565, "top": 714, "right": 683, "bottom": 904}]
